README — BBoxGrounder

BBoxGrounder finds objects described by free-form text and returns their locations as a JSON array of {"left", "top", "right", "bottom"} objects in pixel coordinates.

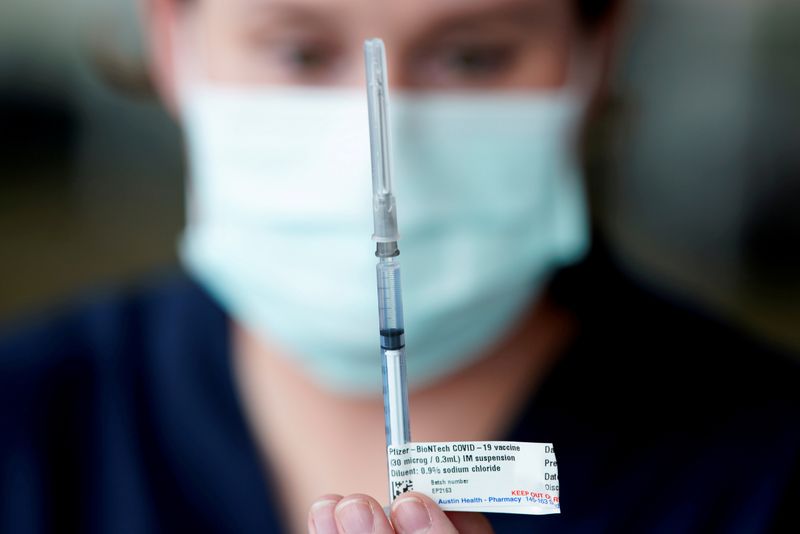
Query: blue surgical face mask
[{"left": 179, "top": 85, "right": 589, "bottom": 395}]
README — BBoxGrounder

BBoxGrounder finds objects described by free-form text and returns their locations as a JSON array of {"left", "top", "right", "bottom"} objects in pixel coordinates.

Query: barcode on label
[{"left": 392, "top": 479, "right": 414, "bottom": 498}]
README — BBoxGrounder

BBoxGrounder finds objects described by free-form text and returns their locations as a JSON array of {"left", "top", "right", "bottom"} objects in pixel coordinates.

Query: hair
[{"left": 576, "top": 0, "right": 619, "bottom": 29}]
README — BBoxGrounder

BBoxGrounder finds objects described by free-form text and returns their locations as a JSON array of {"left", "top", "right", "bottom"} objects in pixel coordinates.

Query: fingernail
[
  {"left": 336, "top": 498, "right": 375, "bottom": 534},
  {"left": 392, "top": 497, "right": 432, "bottom": 534},
  {"left": 310, "top": 499, "right": 338, "bottom": 534}
]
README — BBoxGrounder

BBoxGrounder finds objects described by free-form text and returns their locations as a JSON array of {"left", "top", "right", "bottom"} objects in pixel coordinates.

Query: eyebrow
[{"left": 411, "top": 0, "right": 553, "bottom": 38}]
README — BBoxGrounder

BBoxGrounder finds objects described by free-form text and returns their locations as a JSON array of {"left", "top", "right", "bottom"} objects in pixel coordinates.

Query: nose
[
  {"left": 336, "top": 44, "right": 412, "bottom": 90},
  {"left": 385, "top": 52, "right": 413, "bottom": 89}
]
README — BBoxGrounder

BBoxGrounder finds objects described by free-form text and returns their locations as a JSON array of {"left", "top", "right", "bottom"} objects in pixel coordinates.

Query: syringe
[{"left": 364, "top": 38, "right": 411, "bottom": 499}]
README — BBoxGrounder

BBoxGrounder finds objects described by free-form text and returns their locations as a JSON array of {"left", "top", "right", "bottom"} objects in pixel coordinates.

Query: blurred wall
[
  {"left": 0, "top": 0, "right": 184, "bottom": 319},
  {"left": 0, "top": 0, "right": 798, "bottom": 351},
  {"left": 596, "top": 0, "right": 800, "bottom": 350}
]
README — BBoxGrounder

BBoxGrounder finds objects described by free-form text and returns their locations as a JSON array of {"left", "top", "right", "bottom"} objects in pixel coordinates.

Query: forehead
[{"left": 215, "top": 0, "right": 570, "bottom": 34}]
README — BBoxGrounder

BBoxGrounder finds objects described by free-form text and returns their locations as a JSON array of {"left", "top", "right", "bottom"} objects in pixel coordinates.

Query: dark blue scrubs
[{"left": 1, "top": 242, "right": 798, "bottom": 533}]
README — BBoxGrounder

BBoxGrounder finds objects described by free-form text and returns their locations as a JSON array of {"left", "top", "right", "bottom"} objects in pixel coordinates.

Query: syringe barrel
[
  {"left": 382, "top": 347, "right": 410, "bottom": 448},
  {"left": 376, "top": 256, "right": 410, "bottom": 450},
  {"left": 376, "top": 256, "right": 405, "bottom": 341}
]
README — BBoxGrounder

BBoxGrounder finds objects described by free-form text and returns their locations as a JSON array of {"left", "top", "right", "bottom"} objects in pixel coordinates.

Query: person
[{"left": 1, "top": 0, "right": 798, "bottom": 532}]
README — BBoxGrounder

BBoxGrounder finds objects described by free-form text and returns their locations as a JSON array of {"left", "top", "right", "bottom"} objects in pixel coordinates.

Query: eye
[
  {"left": 439, "top": 44, "right": 516, "bottom": 76},
  {"left": 413, "top": 40, "right": 522, "bottom": 87},
  {"left": 278, "top": 41, "right": 338, "bottom": 73},
  {"left": 286, "top": 45, "right": 327, "bottom": 69}
]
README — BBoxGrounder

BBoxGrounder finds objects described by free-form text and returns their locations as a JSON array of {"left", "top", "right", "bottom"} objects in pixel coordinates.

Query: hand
[{"left": 308, "top": 492, "right": 494, "bottom": 534}]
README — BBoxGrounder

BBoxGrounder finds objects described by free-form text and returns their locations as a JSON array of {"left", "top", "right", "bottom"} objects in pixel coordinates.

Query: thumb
[
  {"left": 390, "top": 493, "right": 494, "bottom": 534},
  {"left": 446, "top": 511, "right": 495, "bottom": 534}
]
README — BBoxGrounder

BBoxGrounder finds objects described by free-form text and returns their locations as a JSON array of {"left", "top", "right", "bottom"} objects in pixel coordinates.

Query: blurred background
[{"left": 1, "top": 0, "right": 798, "bottom": 351}]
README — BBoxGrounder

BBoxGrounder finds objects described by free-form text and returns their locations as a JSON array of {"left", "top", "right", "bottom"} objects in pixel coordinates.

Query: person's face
[{"left": 161, "top": 0, "right": 597, "bottom": 93}]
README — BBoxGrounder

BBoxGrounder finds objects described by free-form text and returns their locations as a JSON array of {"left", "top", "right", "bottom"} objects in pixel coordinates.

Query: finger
[
  {"left": 391, "top": 492, "right": 494, "bottom": 534},
  {"left": 308, "top": 494, "right": 343, "bottom": 534},
  {"left": 334, "top": 494, "right": 394, "bottom": 534}
]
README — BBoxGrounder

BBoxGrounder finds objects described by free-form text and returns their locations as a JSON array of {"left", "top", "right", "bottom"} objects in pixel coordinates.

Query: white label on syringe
[{"left": 387, "top": 441, "right": 560, "bottom": 515}]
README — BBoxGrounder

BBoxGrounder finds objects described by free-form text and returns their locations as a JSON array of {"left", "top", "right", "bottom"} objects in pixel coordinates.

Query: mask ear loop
[
  {"left": 564, "top": 39, "right": 605, "bottom": 109},
  {"left": 169, "top": 8, "right": 208, "bottom": 228},
  {"left": 553, "top": 35, "right": 611, "bottom": 162},
  {"left": 543, "top": 42, "right": 601, "bottom": 261}
]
